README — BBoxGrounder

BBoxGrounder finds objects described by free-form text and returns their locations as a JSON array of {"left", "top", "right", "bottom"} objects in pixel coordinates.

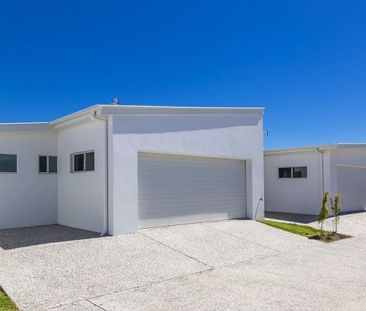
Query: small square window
[
  {"left": 293, "top": 166, "right": 307, "bottom": 178},
  {"left": 39, "top": 156, "right": 58, "bottom": 174},
  {"left": 71, "top": 151, "right": 95, "bottom": 173},
  {"left": 0, "top": 154, "right": 17, "bottom": 173},
  {"left": 279, "top": 167, "right": 292, "bottom": 178}
]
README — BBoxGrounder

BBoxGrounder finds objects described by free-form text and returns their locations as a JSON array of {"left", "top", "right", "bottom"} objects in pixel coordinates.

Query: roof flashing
[{"left": 265, "top": 143, "right": 366, "bottom": 155}]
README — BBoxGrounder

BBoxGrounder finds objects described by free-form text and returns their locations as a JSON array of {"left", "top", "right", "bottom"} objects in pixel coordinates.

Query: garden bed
[{"left": 259, "top": 220, "right": 351, "bottom": 243}]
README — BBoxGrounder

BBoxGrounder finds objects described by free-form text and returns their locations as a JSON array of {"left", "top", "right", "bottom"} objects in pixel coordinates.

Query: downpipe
[{"left": 91, "top": 111, "right": 109, "bottom": 236}]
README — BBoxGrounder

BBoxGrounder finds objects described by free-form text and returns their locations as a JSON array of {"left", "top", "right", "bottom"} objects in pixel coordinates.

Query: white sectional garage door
[
  {"left": 337, "top": 166, "right": 366, "bottom": 212},
  {"left": 138, "top": 153, "right": 246, "bottom": 228}
]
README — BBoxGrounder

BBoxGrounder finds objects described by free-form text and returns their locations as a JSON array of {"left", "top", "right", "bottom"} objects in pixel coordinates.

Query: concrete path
[
  {"left": 309, "top": 211, "right": 366, "bottom": 236},
  {"left": 1, "top": 213, "right": 366, "bottom": 311}
]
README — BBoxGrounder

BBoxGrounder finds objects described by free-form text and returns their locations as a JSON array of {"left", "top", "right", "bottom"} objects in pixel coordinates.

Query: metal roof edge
[
  {"left": 265, "top": 143, "right": 366, "bottom": 155},
  {"left": 0, "top": 122, "right": 51, "bottom": 132}
]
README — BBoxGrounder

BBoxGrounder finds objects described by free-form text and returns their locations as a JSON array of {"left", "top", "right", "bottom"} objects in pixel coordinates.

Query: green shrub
[
  {"left": 317, "top": 192, "right": 329, "bottom": 236},
  {"left": 330, "top": 194, "right": 341, "bottom": 233}
]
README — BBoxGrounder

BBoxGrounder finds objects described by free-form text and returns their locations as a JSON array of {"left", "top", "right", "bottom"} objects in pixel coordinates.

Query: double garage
[
  {"left": 108, "top": 106, "right": 264, "bottom": 235},
  {"left": 138, "top": 153, "right": 247, "bottom": 228}
]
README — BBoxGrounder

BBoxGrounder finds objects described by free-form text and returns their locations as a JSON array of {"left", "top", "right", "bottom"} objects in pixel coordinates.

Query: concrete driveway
[{"left": 0, "top": 213, "right": 366, "bottom": 311}]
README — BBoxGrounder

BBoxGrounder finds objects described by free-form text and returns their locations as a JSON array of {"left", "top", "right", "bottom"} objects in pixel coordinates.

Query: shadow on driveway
[{"left": 0, "top": 225, "right": 100, "bottom": 250}]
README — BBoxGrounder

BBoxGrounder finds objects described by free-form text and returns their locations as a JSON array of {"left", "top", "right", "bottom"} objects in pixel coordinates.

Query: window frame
[
  {"left": 38, "top": 155, "right": 58, "bottom": 174},
  {"left": 71, "top": 150, "right": 95, "bottom": 173},
  {"left": 0, "top": 153, "right": 17, "bottom": 174}
]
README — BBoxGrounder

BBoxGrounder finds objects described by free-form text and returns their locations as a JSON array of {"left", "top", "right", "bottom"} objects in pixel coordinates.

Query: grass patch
[
  {"left": 0, "top": 288, "right": 18, "bottom": 311},
  {"left": 259, "top": 220, "right": 351, "bottom": 242},
  {"left": 259, "top": 220, "right": 319, "bottom": 237}
]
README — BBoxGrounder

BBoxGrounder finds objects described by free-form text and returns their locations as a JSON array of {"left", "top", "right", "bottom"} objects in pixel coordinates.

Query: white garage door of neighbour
[
  {"left": 337, "top": 166, "right": 366, "bottom": 213},
  {"left": 138, "top": 153, "right": 246, "bottom": 228}
]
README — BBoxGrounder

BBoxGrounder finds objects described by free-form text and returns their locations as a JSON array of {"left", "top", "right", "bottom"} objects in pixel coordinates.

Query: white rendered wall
[
  {"left": 0, "top": 130, "right": 57, "bottom": 229},
  {"left": 332, "top": 148, "right": 366, "bottom": 166},
  {"left": 110, "top": 113, "right": 264, "bottom": 235},
  {"left": 57, "top": 119, "right": 106, "bottom": 233},
  {"left": 264, "top": 151, "right": 322, "bottom": 215},
  {"left": 322, "top": 148, "right": 366, "bottom": 196}
]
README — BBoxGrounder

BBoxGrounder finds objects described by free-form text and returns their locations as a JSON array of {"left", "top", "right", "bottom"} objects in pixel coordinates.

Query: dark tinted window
[
  {"left": 0, "top": 154, "right": 17, "bottom": 173},
  {"left": 39, "top": 156, "right": 47, "bottom": 173},
  {"left": 293, "top": 166, "right": 307, "bottom": 178},
  {"left": 85, "top": 152, "right": 95, "bottom": 171},
  {"left": 49, "top": 156, "right": 57, "bottom": 173},
  {"left": 74, "top": 154, "right": 84, "bottom": 172},
  {"left": 279, "top": 167, "right": 291, "bottom": 178}
]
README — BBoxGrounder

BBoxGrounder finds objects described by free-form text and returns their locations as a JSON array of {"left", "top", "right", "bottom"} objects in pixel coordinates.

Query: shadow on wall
[
  {"left": 265, "top": 212, "right": 318, "bottom": 224},
  {"left": 0, "top": 225, "right": 100, "bottom": 250},
  {"left": 265, "top": 210, "right": 366, "bottom": 224}
]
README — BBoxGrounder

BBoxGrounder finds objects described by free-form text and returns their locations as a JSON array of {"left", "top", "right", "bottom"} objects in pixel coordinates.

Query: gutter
[
  {"left": 50, "top": 105, "right": 102, "bottom": 126},
  {"left": 91, "top": 110, "right": 109, "bottom": 236}
]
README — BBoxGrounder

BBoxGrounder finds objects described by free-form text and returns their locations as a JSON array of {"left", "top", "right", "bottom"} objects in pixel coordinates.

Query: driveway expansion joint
[
  {"left": 85, "top": 299, "right": 108, "bottom": 310},
  {"left": 209, "top": 225, "right": 283, "bottom": 254},
  {"left": 84, "top": 268, "right": 215, "bottom": 304},
  {"left": 138, "top": 231, "right": 215, "bottom": 270},
  {"left": 47, "top": 299, "right": 108, "bottom": 311}
]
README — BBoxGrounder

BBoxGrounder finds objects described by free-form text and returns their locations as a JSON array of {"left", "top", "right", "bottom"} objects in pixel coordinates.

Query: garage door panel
[
  {"left": 138, "top": 153, "right": 246, "bottom": 228},
  {"left": 337, "top": 166, "right": 366, "bottom": 212}
]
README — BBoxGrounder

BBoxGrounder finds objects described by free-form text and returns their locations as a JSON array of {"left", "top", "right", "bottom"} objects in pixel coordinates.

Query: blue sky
[{"left": 0, "top": 0, "right": 365, "bottom": 148}]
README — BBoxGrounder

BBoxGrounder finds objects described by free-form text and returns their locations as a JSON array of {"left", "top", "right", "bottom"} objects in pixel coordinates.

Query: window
[
  {"left": 279, "top": 167, "right": 292, "bottom": 178},
  {"left": 39, "top": 156, "right": 47, "bottom": 173},
  {"left": 39, "top": 156, "right": 57, "bottom": 173},
  {"left": 74, "top": 154, "right": 84, "bottom": 172},
  {"left": 293, "top": 166, "right": 307, "bottom": 178},
  {"left": 49, "top": 156, "right": 58, "bottom": 173},
  {"left": 279, "top": 166, "right": 308, "bottom": 179},
  {"left": 71, "top": 151, "right": 95, "bottom": 173},
  {"left": 0, "top": 154, "right": 17, "bottom": 173},
  {"left": 85, "top": 152, "right": 95, "bottom": 171}
]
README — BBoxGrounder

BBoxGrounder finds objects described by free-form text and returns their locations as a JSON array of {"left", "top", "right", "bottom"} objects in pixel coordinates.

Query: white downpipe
[
  {"left": 316, "top": 148, "right": 325, "bottom": 199},
  {"left": 91, "top": 111, "right": 109, "bottom": 236}
]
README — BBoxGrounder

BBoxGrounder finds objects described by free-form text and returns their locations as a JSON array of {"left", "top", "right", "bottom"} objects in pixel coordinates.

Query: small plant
[
  {"left": 317, "top": 192, "right": 329, "bottom": 236},
  {"left": 330, "top": 194, "right": 341, "bottom": 233}
]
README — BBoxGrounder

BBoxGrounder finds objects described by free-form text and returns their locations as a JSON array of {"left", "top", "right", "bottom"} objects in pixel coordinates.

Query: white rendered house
[
  {"left": 264, "top": 144, "right": 366, "bottom": 215},
  {"left": 0, "top": 103, "right": 265, "bottom": 235}
]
